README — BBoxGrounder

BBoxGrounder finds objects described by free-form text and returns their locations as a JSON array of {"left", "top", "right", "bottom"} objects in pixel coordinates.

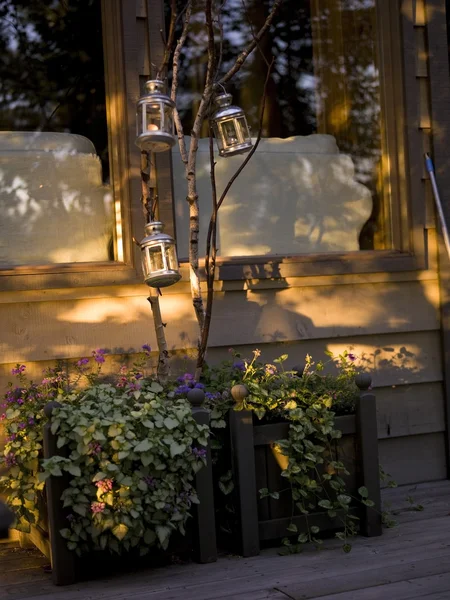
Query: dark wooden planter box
[
  {"left": 229, "top": 383, "right": 382, "bottom": 557},
  {"left": 42, "top": 397, "right": 217, "bottom": 586}
]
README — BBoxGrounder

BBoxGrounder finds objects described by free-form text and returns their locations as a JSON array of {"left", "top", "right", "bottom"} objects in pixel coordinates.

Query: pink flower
[
  {"left": 95, "top": 479, "right": 113, "bottom": 493},
  {"left": 91, "top": 501, "right": 106, "bottom": 514}
]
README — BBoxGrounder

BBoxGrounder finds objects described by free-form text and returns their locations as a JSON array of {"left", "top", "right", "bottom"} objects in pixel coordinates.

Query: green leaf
[
  {"left": 92, "top": 472, "right": 107, "bottom": 482},
  {"left": 73, "top": 504, "right": 86, "bottom": 517},
  {"left": 134, "top": 439, "right": 152, "bottom": 453},
  {"left": 156, "top": 525, "right": 172, "bottom": 550},
  {"left": 142, "top": 420, "right": 154, "bottom": 429},
  {"left": 270, "top": 492, "right": 280, "bottom": 500},
  {"left": 310, "top": 525, "right": 320, "bottom": 534},
  {"left": 318, "top": 499, "right": 332, "bottom": 510},
  {"left": 337, "top": 494, "right": 351, "bottom": 505},
  {"left": 144, "top": 529, "right": 156, "bottom": 545},
  {"left": 163, "top": 417, "right": 179, "bottom": 430},
  {"left": 219, "top": 480, "right": 235, "bottom": 496},
  {"left": 67, "top": 465, "right": 81, "bottom": 477},
  {"left": 286, "top": 523, "right": 298, "bottom": 533},
  {"left": 297, "top": 533, "right": 308, "bottom": 544},
  {"left": 358, "top": 486, "right": 369, "bottom": 498},
  {"left": 343, "top": 543, "right": 352, "bottom": 553},
  {"left": 60, "top": 528, "right": 71, "bottom": 539},
  {"left": 112, "top": 523, "right": 128, "bottom": 541},
  {"left": 170, "top": 442, "right": 186, "bottom": 457}
]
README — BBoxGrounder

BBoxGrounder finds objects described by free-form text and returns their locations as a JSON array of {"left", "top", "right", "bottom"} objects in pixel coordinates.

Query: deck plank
[{"left": 2, "top": 481, "right": 450, "bottom": 600}]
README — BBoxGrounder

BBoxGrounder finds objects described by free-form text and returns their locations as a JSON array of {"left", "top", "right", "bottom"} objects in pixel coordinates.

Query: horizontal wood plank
[{"left": 379, "top": 433, "right": 447, "bottom": 485}]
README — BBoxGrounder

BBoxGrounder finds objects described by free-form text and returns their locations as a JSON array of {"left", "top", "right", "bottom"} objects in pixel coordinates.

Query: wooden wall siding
[
  {"left": 0, "top": 280, "right": 441, "bottom": 363},
  {"left": 379, "top": 433, "right": 447, "bottom": 485}
]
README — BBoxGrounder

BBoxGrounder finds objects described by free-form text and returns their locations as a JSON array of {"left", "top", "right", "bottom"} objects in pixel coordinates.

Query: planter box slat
[
  {"left": 259, "top": 509, "right": 354, "bottom": 541},
  {"left": 253, "top": 415, "right": 356, "bottom": 447}
]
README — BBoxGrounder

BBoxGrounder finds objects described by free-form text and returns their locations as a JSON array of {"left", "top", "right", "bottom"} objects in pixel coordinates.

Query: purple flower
[
  {"left": 233, "top": 361, "right": 245, "bottom": 371},
  {"left": 28, "top": 417, "right": 35, "bottom": 426},
  {"left": 16, "top": 399, "right": 24, "bottom": 406},
  {"left": 18, "top": 422, "right": 26, "bottom": 430},
  {"left": 6, "top": 434, "right": 17, "bottom": 442},
  {"left": 192, "top": 447, "right": 207, "bottom": 459},
  {"left": 5, "top": 452, "right": 17, "bottom": 467},
  {"left": 348, "top": 353, "right": 356, "bottom": 362},
  {"left": 265, "top": 364, "right": 277, "bottom": 376},
  {"left": 92, "top": 349, "right": 107, "bottom": 364},
  {"left": 11, "top": 365, "right": 26, "bottom": 376},
  {"left": 134, "top": 373, "right": 143, "bottom": 380},
  {"left": 77, "top": 358, "right": 89, "bottom": 367},
  {"left": 143, "top": 476, "right": 156, "bottom": 488},
  {"left": 89, "top": 442, "right": 102, "bottom": 455},
  {"left": 177, "top": 373, "right": 194, "bottom": 384},
  {"left": 205, "top": 391, "right": 220, "bottom": 401},
  {"left": 91, "top": 501, "right": 106, "bottom": 514},
  {"left": 194, "top": 382, "right": 205, "bottom": 389},
  {"left": 175, "top": 384, "right": 191, "bottom": 395},
  {"left": 126, "top": 382, "right": 141, "bottom": 392},
  {"left": 142, "top": 344, "right": 152, "bottom": 354},
  {"left": 66, "top": 514, "right": 75, "bottom": 522}
]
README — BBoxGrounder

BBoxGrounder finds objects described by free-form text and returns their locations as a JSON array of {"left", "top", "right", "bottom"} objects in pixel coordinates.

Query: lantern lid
[
  {"left": 212, "top": 93, "right": 245, "bottom": 122},
  {"left": 139, "top": 79, "right": 175, "bottom": 108},
  {"left": 141, "top": 221, "right": 175, "bottom": 246}
]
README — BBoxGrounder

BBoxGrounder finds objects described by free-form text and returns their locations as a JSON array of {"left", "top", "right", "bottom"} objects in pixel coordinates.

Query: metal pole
[{"left": 425, "top": 153, "right": 450, "bottom": 260}]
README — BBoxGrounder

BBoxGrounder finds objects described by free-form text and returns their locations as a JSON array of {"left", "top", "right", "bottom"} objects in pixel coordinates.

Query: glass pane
[
  {"left": 220, "top": 120, "right": 239, "bottom": 147},
  {"left": 149, "top": 246, "right": 164, "bottom": 272},
  {"left": 171, "top": 0, "right": 386, "bottom": 258},
  {"left": 146, "top": 103, "right": 162, "bottom": 132},
  {"left": 0, "top": 0, "right": 116, "bottom": 266},
  {"left": 236, "top": 116, "right": 251, "bottom": 143},
  {"left": 165, "top": 246, "right": 178, "bottom": 270},
  {"left": 164, "top": 105, "right": 174, "bottom": 134}
]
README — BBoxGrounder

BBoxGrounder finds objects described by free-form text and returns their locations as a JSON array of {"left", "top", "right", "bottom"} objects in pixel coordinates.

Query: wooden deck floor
[{"left": 2, "top": 481, "right": 450, "bottom": 600}]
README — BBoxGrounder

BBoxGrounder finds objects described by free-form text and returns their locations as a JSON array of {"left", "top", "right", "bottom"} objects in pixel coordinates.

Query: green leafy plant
[
  {"left": 0, "top": 348, "right": 208, "bottom": 556},
  {"left": 197, "top": 349, "right": 372, "bottom": 552}
]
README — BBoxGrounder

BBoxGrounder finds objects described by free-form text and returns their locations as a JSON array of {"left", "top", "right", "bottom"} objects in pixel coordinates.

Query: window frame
[{"left": 158, "top": 0, "right": 428, "bottom": 281}]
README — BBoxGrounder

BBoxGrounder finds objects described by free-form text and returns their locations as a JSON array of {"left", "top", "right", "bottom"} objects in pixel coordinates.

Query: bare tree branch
[
  {"left": 140, "top": 151, "right": 170, "bottom": 382},
  {"left": 171, "top": 0, "right": 193, "bottom": 166},
  {"left": 185, "top": 0, "right": 217, "bottom": 335},
  {"left": 156, "top": 0, "right": 177, "bottom": 80},
  {"left": 196, "top": 58, "right": 275, "bottom": 375},
  {"left": 240, "top": 0, "right": 271, "bottom": 68},
  {"left": 216, "top": 0, "right": 283, "bottom": 87}
]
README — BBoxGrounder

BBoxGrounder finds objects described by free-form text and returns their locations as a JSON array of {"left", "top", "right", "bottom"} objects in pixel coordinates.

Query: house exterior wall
[{"left": 0, "top": 0, "right": 449, "bottom": 488}]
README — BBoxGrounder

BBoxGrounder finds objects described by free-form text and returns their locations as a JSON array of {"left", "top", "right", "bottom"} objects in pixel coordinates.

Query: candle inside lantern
[{"left": 147, "top": 123, "right": 159, "bottom": 131}]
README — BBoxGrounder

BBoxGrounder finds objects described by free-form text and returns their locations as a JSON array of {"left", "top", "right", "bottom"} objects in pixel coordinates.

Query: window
[
  {"left": 169, "top": 0, "right": 417, "bottom": 271},
  {"left": 0, "top": 0, "right": 129, "bottom": 275}
]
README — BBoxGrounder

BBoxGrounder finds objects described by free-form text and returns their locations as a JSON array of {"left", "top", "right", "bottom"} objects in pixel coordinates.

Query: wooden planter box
[{"left": 229, "top": 383, "right": 382, "bottom": 557}]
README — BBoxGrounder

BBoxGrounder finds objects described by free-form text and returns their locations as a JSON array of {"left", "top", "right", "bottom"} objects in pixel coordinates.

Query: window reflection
[
  {"left": 0, "top": 0, "right": 115, "bottom": 266},
  {"left": 171, "top": 0, "right": 386, "bottom": 256}
]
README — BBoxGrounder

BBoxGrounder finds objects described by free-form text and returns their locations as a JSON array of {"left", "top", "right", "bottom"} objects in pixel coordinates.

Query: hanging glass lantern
[
  {"left": 140, "top": 221, "right": 181, "bottom": 287},
  {"left": 211, "top": 92, "right": 253, "bottom": 157},
  {"left": 136, "top": 80, "right": 176, "bottom": 153}
]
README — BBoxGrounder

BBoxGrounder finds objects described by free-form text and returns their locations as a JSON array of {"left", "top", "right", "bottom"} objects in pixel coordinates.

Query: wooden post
[
  {"left": 355, "top": 374, "right": 382, "bottom": 537},
  {"left": 229, "top": 385, "right": 260, "bottom": 557},
  {"left": 43, "top": 401, "right": 77, "bottom": 586},
  {"left": 187, "top": 389, "right": 217, "bottom": 563}
]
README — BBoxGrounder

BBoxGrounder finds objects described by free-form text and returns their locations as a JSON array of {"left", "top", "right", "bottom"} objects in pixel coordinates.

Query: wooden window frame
[
  {"left": 157, "top": 0, "right": 429, "bottom": 282},
  {"left": 0, "top": 0, "right": 429, "bottom": 292}
]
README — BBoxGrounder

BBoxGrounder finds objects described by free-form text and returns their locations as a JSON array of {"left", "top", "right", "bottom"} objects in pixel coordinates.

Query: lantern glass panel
[
  {"left": 145, "top": 103, "right": 163, "bottom": 133},
  {"left": 165, "top": 245, "right": 179, "bottom": 271},
  {"left": 236, "top": 116, "right": 251, "bottom": 143},
  {"left": 164, "top": 105, "right": 174, "bottom": 135},
  {"left": 220, "top": 120, "right": 239, "bottom": 147},
  {"left": 149, "top": 245, "right": 164, "bottom": 271}
]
